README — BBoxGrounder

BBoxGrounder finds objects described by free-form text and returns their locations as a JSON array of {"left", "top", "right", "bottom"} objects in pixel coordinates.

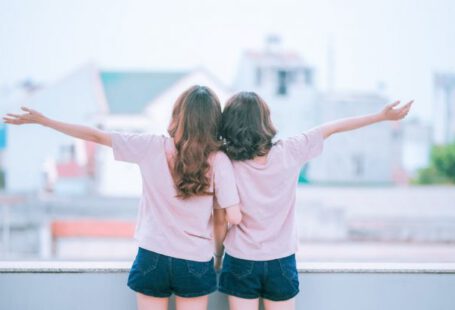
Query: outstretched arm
[
  {"left": 3, "top": 107, "right": 112, "bottom": 147},
  {"left": 316, "top": 100, "right": 413, "bottom": 139}
]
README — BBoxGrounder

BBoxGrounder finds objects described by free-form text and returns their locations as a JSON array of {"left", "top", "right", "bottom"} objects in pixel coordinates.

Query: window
[
  {"left": 255, "top": 67, "right": 262, "bottom": 86},
  {"left": 303, "top": 68, "right": 313, "bottom": 86},
  {"left": 277, "top": 70, "right": 288, "bottom": 95}
]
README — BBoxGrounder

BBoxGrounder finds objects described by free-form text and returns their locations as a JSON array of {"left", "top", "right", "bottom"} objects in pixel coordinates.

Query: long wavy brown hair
[{"left": 167, "top": 85, "right": 222, "bottom": 199}]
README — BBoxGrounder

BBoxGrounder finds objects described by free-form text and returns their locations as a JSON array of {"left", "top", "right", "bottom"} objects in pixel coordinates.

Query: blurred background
[{"left": 0, "top": 0, "right": 454, "bottom": 263}]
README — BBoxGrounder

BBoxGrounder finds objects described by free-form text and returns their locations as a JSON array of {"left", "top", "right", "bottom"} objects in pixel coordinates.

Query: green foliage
[{"left": 416, "top": 143, "right": 455, "bottom": 184}]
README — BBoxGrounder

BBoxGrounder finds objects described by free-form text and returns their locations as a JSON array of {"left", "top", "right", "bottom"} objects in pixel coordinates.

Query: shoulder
[
  {"left": 110, "top": 132, "right": 167, "bottom": 151},
  {"left": 212, "top": 151, "right": 231, "bottom": 164},
  {"left": 283, "top": 128, "right": 323, "bottom": 149}
]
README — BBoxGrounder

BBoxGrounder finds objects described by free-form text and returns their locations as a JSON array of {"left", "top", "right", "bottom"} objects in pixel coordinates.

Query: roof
[
  {"left": 100, "top": 71, "right": 187, "bottom": 114},
  {"left": 51, "top": 220, "right": 135, "bottom": 238}
]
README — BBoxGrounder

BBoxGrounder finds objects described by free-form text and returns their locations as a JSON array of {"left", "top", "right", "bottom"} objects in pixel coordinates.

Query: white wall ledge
[{"left": 1, "top": 261, "right": 455, "bottom": 274}]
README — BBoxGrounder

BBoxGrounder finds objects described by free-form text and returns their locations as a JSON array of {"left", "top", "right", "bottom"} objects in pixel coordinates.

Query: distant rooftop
[{"left": 100, "top": 71, "right": 188, "bottom": 114}]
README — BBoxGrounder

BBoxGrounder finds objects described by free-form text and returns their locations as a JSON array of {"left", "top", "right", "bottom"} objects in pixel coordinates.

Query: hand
[
  {"left": 380, "top": 100, "right": 413, "bottom": 121},
  {"left": 3, "top": 107, "right": 47, "bottom": 125},
  {"left": 214, "top": 255, "right": 223, "bottom": 272}
]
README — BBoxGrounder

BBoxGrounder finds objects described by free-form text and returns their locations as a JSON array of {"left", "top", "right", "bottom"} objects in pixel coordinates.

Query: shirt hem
[
  {"left": 138, "top": 241, "right": 213, "bottom": 262},
  {"left": 224, "top": 247, "right": 297, "bottom": 261}
]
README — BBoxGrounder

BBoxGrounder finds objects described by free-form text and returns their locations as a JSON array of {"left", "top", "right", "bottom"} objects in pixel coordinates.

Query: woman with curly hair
[{"left": 4, "top": 85, "right": 242, "bottom": 310}]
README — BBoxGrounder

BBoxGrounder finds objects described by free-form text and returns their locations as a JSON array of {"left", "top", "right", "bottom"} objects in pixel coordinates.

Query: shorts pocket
[
  {"left": 135, "top": 248, "right": 160, "bottom": 276},
  {"left": 186, "top": 259, "right": 212, "bottom": 278},
  {"left": 278, "top": 255, "right": 298, "bottom": 285},
  {"left": 225, "top": 254, "right": 254, "bottom": 279}
]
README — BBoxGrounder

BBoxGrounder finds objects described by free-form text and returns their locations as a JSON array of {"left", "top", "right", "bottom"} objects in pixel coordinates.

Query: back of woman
[
  {"left": 218, "top": 91, "right": 412, "bottom": 310},
  {"left": 222, "top": 127, "right": 323, "bottom": 260},
  {"left": 111, "top": 87, "right": 239, "bottom": 262},
  {"left": 5, "top": 85, "right": 242, "bottom": 310}
]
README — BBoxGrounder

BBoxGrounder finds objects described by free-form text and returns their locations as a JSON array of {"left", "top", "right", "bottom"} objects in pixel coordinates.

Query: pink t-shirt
[
  {"left": 224, "top": 128, "right": 324, "bottom": 261},
  {"left": 111, "top": 133, "right": 240, "bottom": 262}
]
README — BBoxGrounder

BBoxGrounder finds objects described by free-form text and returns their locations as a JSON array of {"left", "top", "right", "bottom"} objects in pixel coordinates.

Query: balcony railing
[{"left": 1, "top": 262, "right": 455, "bottom": 309}]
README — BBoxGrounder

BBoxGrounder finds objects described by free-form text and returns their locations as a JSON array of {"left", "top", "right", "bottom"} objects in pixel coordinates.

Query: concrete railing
[{"left": 1, "top": 262, "right": 455, "bottom": 309}]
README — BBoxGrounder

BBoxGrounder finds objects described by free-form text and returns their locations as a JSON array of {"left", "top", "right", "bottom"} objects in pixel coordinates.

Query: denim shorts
[
  {"left": 127, "top": 247, "right": 217, "bottom": 298},
  {"left": 219, "top": 253, "right": 299, "bottom": 301}
]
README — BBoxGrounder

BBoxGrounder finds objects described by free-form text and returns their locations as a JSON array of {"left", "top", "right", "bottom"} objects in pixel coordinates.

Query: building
[
  {"left": 433, "top": 73, "right": 455, "bottom": 145},
  {"left": 401, "top": 119, "right": 432, "bottom": 175},
  {"left": 96, "top": 68, "right": 231, "bottom": 196},
  {"left": 233, "top": 42, "right": 402, "bottom": 184},
  {"left": 4, "top": 65, "right": 231, "bottom": 196},
  {"left": 309, "top": 92, "right": 402, "bottom": 184}
]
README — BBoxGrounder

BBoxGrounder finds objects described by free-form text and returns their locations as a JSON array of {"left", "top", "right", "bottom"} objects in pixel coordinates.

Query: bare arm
[
  {"left": 213, "top": 208, "right": 228, "bottom": 271},
  {"left": 317, "top": 100, "right": 413, "bottom": 139},
  {"left": 3, "top": 107, "right": 112, "bottom": 147}
]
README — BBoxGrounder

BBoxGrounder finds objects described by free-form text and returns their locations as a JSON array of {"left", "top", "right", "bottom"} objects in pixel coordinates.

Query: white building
[
  {"left": 401, "top": 119, "right": 432, "bottom": 174},
  {"left": 234, "top": 43, "right": 318, "bottom": 138},
  {"left": 4, "top": 65, "right": 231, "bottom": 196},
  {"left": 433, "top": 73, "right": 455, "bottom": 145},
  {"left": 96, "top": 68, "right": 231, "bottom": 196},
  {"left": 308, "top": 93, "right": 402, "bottom": 184},
  {"left": 4, "top": 64, "right": 107, "bottom": 193},
  {"left": 233, "top": 44, "right": 402, "bottom": 184}
]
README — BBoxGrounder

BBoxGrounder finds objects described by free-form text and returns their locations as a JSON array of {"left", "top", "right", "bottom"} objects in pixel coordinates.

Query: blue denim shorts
[
  {"left": 219, "top": 253, "right": 299, "bottom": 301},
  {"left": 127, "top": 247, "right": 217, "bottom": 298}
]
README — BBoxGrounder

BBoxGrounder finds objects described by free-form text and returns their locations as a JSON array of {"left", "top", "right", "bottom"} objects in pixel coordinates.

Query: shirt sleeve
[
  {"left": 111, "top": 132, "right": 161, "bottom": 164},
  {"left": 283, "top": 128, "right": 324, "bottom": 166},
  {"left": 213, "top": 152, "right": 240, "bottom": 208}
]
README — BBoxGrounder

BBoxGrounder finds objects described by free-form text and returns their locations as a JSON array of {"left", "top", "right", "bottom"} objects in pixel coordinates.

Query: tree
[{"left": 416, "top": 143, "right": 455, "bottom": 184}]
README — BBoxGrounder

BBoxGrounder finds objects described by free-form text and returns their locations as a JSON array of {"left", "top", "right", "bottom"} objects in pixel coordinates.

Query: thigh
[
  {"left": 218, "top": 253, "right": 261, "bottom": 300},
  {"left": 128, "top": 248, "right": 172, "bottom": 298},
  {"left": 175, "top": 295, "right": 208, "bottom": 310},
  {"left": 262, "top": 255, "right": 299, "bottom": 301},
  {"left": 172, "top": 257, "right": 217, "bottom": 298},
  {"left": 228, "top": 295, "right": 259, "bottom": 310},
  {"left": 263, "top": 297, "right": 295, "bottom": 310},
  {"left": 136, "top": 292, "right": 168, "bottom": 310}
]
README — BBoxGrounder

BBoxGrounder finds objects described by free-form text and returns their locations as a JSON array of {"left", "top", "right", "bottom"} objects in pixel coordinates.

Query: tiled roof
[
  {"left": 51, "top": 220, "right": 135, "bottom": 238},
  {"left": 100, "top": 71, "right": 188, "bottom": 114}
]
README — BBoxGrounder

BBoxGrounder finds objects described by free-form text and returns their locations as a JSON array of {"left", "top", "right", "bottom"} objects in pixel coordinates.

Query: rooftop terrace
[{"left": 1, "top": 262, "right": 454, "bottom": 310}]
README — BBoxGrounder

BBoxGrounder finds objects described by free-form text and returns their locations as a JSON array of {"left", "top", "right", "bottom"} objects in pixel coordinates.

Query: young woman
[
  {"left": 218, "top": 91, "right": 413, "bottom": 310},
  {"left": 4, "top": 85, "right": 242, "bottom": 310}
]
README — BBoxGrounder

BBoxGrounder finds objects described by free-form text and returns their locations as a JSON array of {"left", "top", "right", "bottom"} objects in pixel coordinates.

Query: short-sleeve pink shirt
[
  {"left": 111, "top": 133, "right": 239, "bottom": 262},
  {"left": 224, "top": 128, "right": 324, "bottom": 260}
]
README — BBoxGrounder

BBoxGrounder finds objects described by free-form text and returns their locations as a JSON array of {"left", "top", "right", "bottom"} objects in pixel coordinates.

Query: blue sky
[{"left": 1, "top": 0, "right": 454, "bottom": 122}]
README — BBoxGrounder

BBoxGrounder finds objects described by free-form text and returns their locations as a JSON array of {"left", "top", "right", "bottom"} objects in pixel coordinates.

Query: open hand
[
  {"left": 3, "top": 107, "right": 47, "bottom": 125},
  {"left": 381, "top": 100, "right": 413, "bottom": 121}
]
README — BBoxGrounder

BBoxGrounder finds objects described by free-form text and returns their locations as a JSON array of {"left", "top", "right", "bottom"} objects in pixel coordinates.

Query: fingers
[
  {"left": 397, "top": 101, "right": 413, "bottom": 119},
  {"left": 3, "top": 117, "right": 24, "bottom": 125},
  {"left": 6, "top": 113, "right": 23, "bottom": 118},
  {"left": 3, "top": 107, "right": 37, "bottom": 125},
  {"left": 386, "top": 101, "right": 400, "bottom": 110},
  {"left": 397, "top": 100, "right": 413, "bottom": 113}
]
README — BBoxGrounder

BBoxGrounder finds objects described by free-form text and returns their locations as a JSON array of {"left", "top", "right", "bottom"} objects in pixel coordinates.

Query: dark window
[
  {"left": 256, "top": 67, "right": 262, "bottom": 86},
  {"left": 303, "top": 68, "right": 314, "bottom": 86},
  {"left": 277, "top": 70, "right": 287, "bottom": 95}
]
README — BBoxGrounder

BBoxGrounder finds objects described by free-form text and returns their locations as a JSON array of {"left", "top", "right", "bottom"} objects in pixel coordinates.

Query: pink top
[
  {"left": 111, "top": 133, "right": 240, "bottom": 262},
  {"left": 224, "top": 128, "right": 324, "bottom": 261}
]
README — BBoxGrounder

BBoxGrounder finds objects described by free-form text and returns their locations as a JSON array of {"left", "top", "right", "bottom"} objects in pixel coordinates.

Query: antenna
[
  {"left": 265, "top": 34, "right": 282, "bottom": 54},
  {"left": 327, "top": 35, "right": 335, "bottom": 92}
]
